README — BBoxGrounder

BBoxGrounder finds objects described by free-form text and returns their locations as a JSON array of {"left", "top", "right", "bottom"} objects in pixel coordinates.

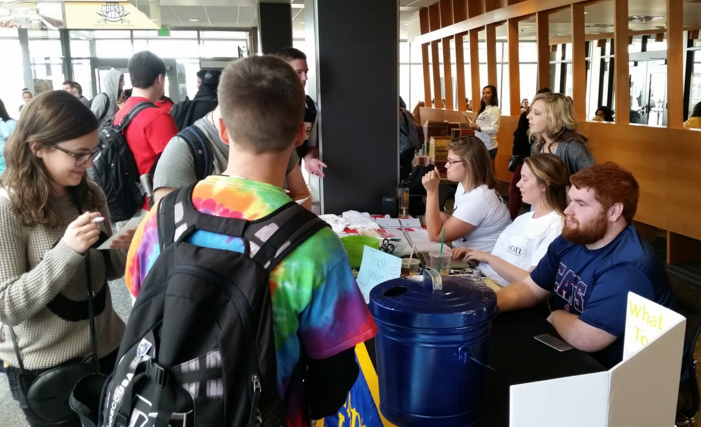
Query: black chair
[{"left": 675, "top": 300, "right": 701, "bottom": 426}]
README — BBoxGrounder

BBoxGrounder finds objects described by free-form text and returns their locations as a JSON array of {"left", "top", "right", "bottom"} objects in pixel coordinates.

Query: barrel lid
[{"left": 369, "top": 275, "right": 498, "bottom": 329}]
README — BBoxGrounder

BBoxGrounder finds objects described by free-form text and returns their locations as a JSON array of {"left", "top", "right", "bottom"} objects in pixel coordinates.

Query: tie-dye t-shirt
[{"left": 125, "top": 175, "right": 377, "bottom": 426}]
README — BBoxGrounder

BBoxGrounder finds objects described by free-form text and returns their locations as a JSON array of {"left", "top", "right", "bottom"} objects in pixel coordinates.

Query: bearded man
[{"left": 496, "top": 162, "right": 676, "bottom": 368}]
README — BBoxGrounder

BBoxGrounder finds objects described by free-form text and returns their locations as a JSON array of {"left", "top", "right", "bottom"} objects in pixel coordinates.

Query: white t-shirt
[
  {"left": 480, "top": 210, "right": 563, "bottom": 286},
  {"left": 474, "top": 105, "right": 501, "bottom": 150},
  {"left": 451, "top": 183, "right": 511, "bottom": 252}
]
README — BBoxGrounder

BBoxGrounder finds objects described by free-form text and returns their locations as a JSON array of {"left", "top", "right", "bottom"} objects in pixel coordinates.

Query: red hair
[{"left": 570, "top": 162, "right": 639, "bottom": 223}]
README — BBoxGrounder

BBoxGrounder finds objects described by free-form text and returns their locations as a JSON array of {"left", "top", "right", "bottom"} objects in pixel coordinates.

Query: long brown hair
[
  {"left": 1, "top": 90, "right": 102, "bottom": 228},
  {"left": 523, "top": 153, "right": 569, "bottom": 215},
  {"left": 448, "top": 135, "right": 498, "bottom": 192},
  {"left": 528, "top": 92, "right": 588, "bottom": 153}
]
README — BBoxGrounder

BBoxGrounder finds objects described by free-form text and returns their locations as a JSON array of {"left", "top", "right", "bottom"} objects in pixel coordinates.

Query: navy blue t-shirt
[{"left": 530, "top": 223, "right": 676, "bottom": 368}]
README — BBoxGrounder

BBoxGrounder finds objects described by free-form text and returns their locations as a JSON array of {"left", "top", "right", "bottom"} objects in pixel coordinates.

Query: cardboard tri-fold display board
[{"left": 510, "top": 292, "right": 686, "bottom": 427}]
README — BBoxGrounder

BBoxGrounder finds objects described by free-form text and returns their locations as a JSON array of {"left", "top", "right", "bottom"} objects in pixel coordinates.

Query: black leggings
[{"left": 5, "top": 348, "right": 118, "bottom": 427}]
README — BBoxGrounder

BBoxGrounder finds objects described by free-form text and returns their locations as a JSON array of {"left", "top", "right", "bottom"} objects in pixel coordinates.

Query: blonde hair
[
  {"left": 447, "top": 136, "right": 497, "bottom": 192},
  {"left": 528, "top": 92, "right": 588, "bottom": 153},
  {"left": 522, "top": 153, "right": 569, "bottom": 215}
]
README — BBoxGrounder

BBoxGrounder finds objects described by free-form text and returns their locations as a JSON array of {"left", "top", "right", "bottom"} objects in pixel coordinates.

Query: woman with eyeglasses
[
  {"left": 422, "top": 135, "right": 511, "bottom": 252},
  {"left": 0, "top": 91, "right": 131, "bottom": 426}
]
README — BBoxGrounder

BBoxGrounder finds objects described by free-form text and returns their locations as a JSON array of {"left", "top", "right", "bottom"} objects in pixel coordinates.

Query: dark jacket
[
  {"left": 512, "top": 111, "right": 532, "bottom": 158},
  {"left": 190, "top": 85, "right": 218, "bottom": 123}
]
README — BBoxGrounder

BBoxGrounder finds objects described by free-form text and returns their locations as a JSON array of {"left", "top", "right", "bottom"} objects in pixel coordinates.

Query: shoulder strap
[
  {"left": 157, "top": 186, "right": 181, "bottom": 252},
  {"left": 244, "top": 202, "right": 329, "bottom": 271},
  {"left": 118, "top": 102, "right": 157, "bottom": 131},
  {"left": 156, "top": 184, "right": 327, "bottom": 271},
  {"left": 178, "top": 125, "right": 213, "bottom": 180}
]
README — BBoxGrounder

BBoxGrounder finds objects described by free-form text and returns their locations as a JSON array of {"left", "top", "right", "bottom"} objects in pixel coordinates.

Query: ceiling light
[
  {"left": 190, "top": 19, "right": 198, "bottom": 22},
  {"left": 628, "top": 15, "right": 663, "bottom": 23},
  {"left": 300, "top": 21, "right": 304, "bottom": 24},
  {"left": 584, "top": 12, "right": 588, "bottom": 14}
]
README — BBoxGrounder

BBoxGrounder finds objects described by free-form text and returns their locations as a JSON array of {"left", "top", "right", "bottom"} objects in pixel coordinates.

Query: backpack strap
[
  {"left": 156, "top": 186, "right": 180, "bottom": 252},
  {"left": 156, "top": 184, "right": 327, "bottom": 271},
  {"left": 156, "top": 183, "right": 248, "bottom": 251},
  {"left": 117, "top": 102, "right": 157, "bottom": 131},
  {"left": 178, "top": 125, "right": 213, "bottom": 181},
  {"left": 244, "top": 202, "right": 329, "bottom": 272}
]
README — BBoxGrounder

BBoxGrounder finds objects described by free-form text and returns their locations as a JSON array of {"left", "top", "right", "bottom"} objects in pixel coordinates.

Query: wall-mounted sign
[{"left": 64, "top": 2, "right": 159, "bottom": 30}]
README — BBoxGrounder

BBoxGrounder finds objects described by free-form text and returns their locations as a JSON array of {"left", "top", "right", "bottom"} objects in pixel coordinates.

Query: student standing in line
[
  {"left": 152, "top": 105, "right": 312, "bottom": 210},
  {"left": 277, "top": 47, "right": 328, "bottom": 178},
  {"left": 469, "top": 85, "right": 501, "bottom": 169},
  {"left": 528, "top": 91, "right": 595, "bottom": 176},
  {"left": 453, "top": 153, "right": 568, "bottom": 286},
  {"left": 0, "top": 91, "right": 132, "bottom": 426},
  {"left": 126, "top": 56, "right": 375, "bottom": 426},
  {"left": 89, "top": 70, "right": 124, "bottom": 126},
  {"left": 422, "top": 135, "right": 511, "bottom": 252}
]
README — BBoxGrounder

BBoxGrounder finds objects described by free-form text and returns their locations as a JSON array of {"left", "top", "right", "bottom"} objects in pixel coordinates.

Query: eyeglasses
[
  {"left": 51, "top": 144, "right": 102, "bottom": 167},
  {"left": 446, "top": 158, "right": 465, "bottom": 167}
]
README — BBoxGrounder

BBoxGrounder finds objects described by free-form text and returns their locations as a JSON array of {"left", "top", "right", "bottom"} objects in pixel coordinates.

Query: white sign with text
[
  {"left": 356, "top": 246, "right": 401, "bottom": 303},
  {"left": 622, "top": 291, "right": 684, "bottom": 361}
]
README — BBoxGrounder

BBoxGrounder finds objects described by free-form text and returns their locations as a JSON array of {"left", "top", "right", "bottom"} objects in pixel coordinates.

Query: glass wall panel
[{"left": 0, "top": 31, "right": 24, "bottom": 116}]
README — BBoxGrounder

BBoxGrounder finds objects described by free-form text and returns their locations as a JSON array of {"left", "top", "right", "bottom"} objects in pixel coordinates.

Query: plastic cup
[
  {"left": 428, "top": 249, "right": 452, "bottom": 276},
  {"left": 401, "top": 258, "right": 420, "bottom": 277}
]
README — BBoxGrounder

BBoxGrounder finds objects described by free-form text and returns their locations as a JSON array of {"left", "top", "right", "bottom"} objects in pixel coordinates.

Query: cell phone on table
[{"left": 534, "top": 334, "right": 574, "bottom": 352}]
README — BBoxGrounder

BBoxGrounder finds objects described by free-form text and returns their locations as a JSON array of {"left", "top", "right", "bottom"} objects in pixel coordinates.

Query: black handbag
[
  {"left": 8, "top": 249, "right": 101, "bottom": 425},
  {"left": 508, "top": 154, "right": 522, "bottom": 172}
]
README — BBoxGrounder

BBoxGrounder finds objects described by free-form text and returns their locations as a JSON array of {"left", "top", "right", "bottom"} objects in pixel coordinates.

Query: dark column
[
  {"left": 312, "top": 0, "right": 399, "bottom": 214},
  {"left": 257, "top": 3, "right": 292, "bottom": 54},
  {"left": 60, "top": 29, "right": 73, "bottom": 82}
]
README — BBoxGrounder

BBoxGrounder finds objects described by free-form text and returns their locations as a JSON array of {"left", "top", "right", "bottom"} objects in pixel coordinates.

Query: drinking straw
[
  {"left": 408, "top": 242, "right": 416, "bottom": 262},
  {"left": 437, "top": 228, "right": 446, "bottom": 272}
]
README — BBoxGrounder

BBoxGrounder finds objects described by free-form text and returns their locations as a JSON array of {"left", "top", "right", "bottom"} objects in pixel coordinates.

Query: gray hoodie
[{"left": 90, "top": 70, "right": 122, "bottom": 126}]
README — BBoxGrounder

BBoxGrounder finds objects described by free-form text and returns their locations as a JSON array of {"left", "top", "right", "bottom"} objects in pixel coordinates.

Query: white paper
[
  {"left": 355, "top": 246, "right": 402, "bottom": 303},
  {"left": 399, "top": 217, "right": 422, "bottom": 227},
  {"left": 97, "top": 210, "right": 147, "bottom": 250},
  {"left": 375, "top": 217, "right": 401, "bottom": 228},
  {"left": 295, "top": 196, "right": 311, "bottom": 205}
]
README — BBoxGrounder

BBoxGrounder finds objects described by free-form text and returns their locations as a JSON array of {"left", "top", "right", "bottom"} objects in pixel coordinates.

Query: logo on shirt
[
  {"left": 554, "top": 262, "right": 589, "bottom": 313},
  {"left": 507, "top": 244, "right": 523, "bottom": 256}
]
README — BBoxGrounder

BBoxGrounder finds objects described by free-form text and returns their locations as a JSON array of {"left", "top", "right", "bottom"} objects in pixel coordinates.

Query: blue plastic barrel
[{"left": 369, "top": 273, "right": 497, "bottom": 427}]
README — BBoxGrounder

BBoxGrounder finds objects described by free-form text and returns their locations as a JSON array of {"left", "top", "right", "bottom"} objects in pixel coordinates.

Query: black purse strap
[{"left": 8, "top": 190, "right": 100, "bottom": 373}]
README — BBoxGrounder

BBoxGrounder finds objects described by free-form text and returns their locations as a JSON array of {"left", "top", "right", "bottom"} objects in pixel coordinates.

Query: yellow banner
[{"left": 64, "top": 2, "right": 159, "bottom": 30}]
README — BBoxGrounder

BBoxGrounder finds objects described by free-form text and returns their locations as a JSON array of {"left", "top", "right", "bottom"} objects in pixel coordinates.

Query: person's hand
[
  {"left": 62, "top": 212, "right": 102, "bottom": 255},
  {"left": 469, "top": 121, "right": 480, "bottom": 131},
  {"left": 304, "top": 158, "right": 328, "bottom": 178},
  {"left": 453, "top": 247, "right": 471, "bottom": 260},
  {"left": 110, "top": 229, "right": 136, "bottom": 250},
  {"left": 463, "top": 249, "right": 491, "bottom": 263},
  {"left": 421, "top": 168, "right": 441, "bottom": 193}
]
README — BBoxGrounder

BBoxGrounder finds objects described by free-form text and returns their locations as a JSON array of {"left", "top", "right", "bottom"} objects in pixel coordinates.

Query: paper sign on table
[
  {"left": 97, "top": 210, "right": 148, "bottom": 250},
  {"left": 510, "top": 292, "right": 686, "bottom": 427},
  {"left": 622, "top": 291, "right": 685, "bottom": 361},
  {"left": 356, "top": 246, "right": 402, "bottom": 303},
  {"left": 375, "top": 217, "right": 401, "bottom": 228},
  {"left": 399, "top": 217, "right": 422, "bottom": 227}
]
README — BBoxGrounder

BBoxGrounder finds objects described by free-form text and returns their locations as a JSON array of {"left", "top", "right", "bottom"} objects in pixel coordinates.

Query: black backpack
[
  {"left": 90, "top": 102, "right": 156, "bottom": 222},
  {"left": 96, "top": 185, "right": 328, "bottom": 427},
  {"left": 178, "top": 125, "right": 213, "bottom": 180}
]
